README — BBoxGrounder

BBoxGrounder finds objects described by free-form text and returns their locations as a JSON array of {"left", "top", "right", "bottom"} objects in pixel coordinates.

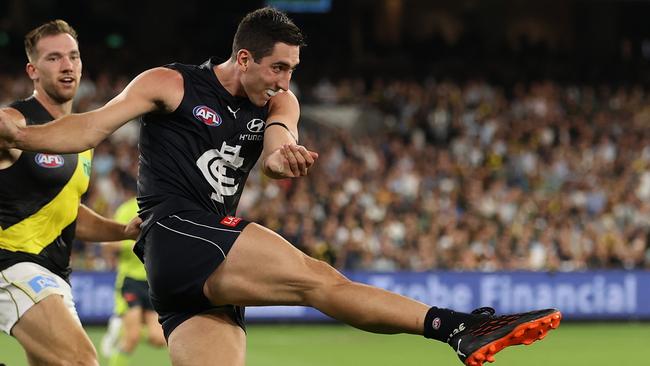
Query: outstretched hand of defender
[
  {"left": 271, "top": 143, "right": 318, "bottom": 178},
  {"left": 0, "top": 110, "right": 19, "bottom": 150},
  {"left": 124, "top": 216, "right": 143, "bottom": 240}
]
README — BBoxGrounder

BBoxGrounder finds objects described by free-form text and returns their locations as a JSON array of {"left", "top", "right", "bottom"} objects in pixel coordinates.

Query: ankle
[{"left": 423, "top": 307, "right": 484, "bottom": 343}]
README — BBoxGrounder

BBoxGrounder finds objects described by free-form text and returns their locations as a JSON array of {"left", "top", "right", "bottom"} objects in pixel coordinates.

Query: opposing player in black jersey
[
  {"left": 0, "top": 20, "right": 140, "bottom": 365},
  {"left": 0, "top": 8, "right": 561, "bottom": 366}
]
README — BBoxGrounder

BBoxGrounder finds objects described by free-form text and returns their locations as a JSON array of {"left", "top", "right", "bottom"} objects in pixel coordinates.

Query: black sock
[{"left": 423, "top": 307, "right": 482, "bottom": 343}]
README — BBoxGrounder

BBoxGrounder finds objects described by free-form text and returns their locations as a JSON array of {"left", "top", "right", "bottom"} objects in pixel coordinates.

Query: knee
[
  {"left": 299, "top": 257, "right": 350, "bottom": 300},
  {"left": 306, "top": 256, "right": 349, "bottom": 283},
  {"left": 53, "top": 343, "right": 97, "bottom": 366},
  {"left": 74, "top": 348, "right": 99, "bottom": 366},
  {"left": 74, "top": 342, "right": 98, "bottom": 366}
]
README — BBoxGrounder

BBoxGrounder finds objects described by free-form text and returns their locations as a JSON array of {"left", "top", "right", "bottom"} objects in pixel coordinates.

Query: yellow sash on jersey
[{"left": 0, "top": 150, "right": 92, "bottom": 254}]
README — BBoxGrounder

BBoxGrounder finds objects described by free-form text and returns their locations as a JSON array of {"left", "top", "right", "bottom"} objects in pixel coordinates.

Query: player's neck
[
  {"left": 32, "top": 89, "right": 72, "bottom": 118},
  {"left": 214, "top": 61, "right": 246, "bottom": 98}
]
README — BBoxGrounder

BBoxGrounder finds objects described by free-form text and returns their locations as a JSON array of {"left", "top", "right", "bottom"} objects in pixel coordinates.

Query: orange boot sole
[{"left": 464, "top": 310, "right": 562, "bottom": 366}]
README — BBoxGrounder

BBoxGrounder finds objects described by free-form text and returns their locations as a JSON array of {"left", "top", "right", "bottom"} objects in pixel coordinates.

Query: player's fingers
[
  {"left": 282, "top": 144, "right": 300, "bottom": 176},
  {"left": 288, "top": 144, "right": 308, "bottom": 175},
  {"left": 295, "top": 145, "right": 315, "bottom": 166},
  {"left": 289, "top": 144, "right": 309, "bottom": 167},
  {"left": 125, "top": 216, "right": 143, "bottom": 239}
]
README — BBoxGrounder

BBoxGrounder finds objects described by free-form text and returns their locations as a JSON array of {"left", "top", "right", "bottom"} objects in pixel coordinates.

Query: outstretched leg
[
  {"left": 204, "top": 223, "right": 429, "bottom": 334},
  {"left": 203, "top": 223, "right": 561, "bottom": 366}
]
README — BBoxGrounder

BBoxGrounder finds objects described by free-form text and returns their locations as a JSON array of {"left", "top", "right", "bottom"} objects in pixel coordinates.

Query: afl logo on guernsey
[
  {"left": 193, "top": 105, "right": 222, "bottom": 127},
  {"left": 34, "top": 153, "right": 64, "bottom": 168}
]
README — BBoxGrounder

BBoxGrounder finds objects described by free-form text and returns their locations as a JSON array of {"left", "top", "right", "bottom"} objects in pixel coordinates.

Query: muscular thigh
[
  {"left": 204, "top": 223, "right": 348, "bottom": 306},
  {"left": 12, "top": 295, "right": 94, "bottom": 363},
  {"left": 0, "top": 263, "right": 95, "bottom": 364}
]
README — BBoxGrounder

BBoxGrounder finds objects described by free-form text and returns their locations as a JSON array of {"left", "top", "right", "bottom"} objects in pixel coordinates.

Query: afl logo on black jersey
[
  {"left": 193, "top": 105, "right": 222, "bottom": 127},
  {"left": 35, "top": 153, "right": 64, "bottom": 168}
]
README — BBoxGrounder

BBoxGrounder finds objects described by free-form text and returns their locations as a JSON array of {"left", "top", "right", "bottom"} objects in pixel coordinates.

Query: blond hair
[{"left": 24, "top": 19, "right": 78, "bottom": 61}]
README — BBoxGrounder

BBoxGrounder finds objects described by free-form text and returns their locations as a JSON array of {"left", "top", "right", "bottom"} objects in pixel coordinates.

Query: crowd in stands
[{"left": 2, "top": 71, "right": 649, "bottom": 272}]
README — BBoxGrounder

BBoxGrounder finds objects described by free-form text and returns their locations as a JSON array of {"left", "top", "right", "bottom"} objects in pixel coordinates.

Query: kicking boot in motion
[{"left": 448, "top": 307, "right": 562, "bottom": 366}]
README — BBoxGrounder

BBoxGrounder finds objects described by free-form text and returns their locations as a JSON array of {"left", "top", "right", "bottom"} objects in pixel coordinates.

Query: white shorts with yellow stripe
[{"left": 0, "top": 262, "right": 79, "bottom": 334}]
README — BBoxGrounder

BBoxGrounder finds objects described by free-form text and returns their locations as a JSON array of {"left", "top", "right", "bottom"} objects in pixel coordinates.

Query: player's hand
[
  {"left": 280, "top": 144, "right": 318, "bottom": 177},
  {"left": 266, "top": 144, "right": 318, "bottom": 178},
  {"left": 124, "top": 216, "right": 143, "bottom": 240},
  {"left": 0, "top": 110, "right": 19, "bottom": 150}
]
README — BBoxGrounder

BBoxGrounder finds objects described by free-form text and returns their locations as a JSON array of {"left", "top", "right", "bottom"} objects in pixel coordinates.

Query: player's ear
[
  {"left": 26, "top": 62, "right": 37, "bottom": 81},
  {"left": 237, "top": 49, "right": 253, "bottom": 71}
]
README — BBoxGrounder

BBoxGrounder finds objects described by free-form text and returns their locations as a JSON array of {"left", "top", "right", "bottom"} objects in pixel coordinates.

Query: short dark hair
[
  {"left": 24, "top": 19, "right": 78, "bottom": 61},
  {"left": 231, "top": 7, "right": 306, "bottom": 61}
]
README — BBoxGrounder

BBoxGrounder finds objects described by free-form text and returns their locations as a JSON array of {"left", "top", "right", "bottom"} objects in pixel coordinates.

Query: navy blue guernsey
[{"left": 135, "top": 58, "right": 269, "bottom": 258}]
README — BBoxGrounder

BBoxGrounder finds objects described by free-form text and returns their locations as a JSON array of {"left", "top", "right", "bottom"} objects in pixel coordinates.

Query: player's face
[
  {"left": 243, "top": 42, "right": 299, "bottom": 107},
  {"left": 27, "top": 33, "right": 82, "bottom": 104}
]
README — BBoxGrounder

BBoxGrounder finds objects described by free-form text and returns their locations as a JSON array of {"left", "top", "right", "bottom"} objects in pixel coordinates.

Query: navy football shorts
[{"left": 142, "top": 210, "right": 249, "bottom": 340}]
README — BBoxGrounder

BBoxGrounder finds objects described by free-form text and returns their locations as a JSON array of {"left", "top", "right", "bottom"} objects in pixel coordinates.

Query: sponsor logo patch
[
  {"left": 432, "top": 317, "right": 441, "bottom": 330},
  {"left": 193, "top": 105, "right": 222, "bottom": 126},
  {"left": 220, "top": 216, "right": 242, "bottom": 227},
  {"left": 28, "top": 275, "right": 60, "bottom": 293},
  {"left": 34, "top": 153, "right": 64, "bottom": 168},
  {"left": 246, "top": 118, "right": 266, "bottom": 133},
  {"left": 239, "top": 134, "right": 264, "bottom": 141}
]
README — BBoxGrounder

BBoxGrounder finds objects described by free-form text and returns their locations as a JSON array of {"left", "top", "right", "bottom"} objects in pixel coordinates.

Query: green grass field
[{"left": 0, "top": 323, "right": 647, "bottom": 365}]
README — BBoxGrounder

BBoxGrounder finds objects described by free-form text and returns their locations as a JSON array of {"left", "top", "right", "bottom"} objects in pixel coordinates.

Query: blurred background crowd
[
  {"left": 1, "top": 0, "right": 650, "bottom": 272},
  {"left": 4, "top": 72, "right": 649, "bottom": 272}
]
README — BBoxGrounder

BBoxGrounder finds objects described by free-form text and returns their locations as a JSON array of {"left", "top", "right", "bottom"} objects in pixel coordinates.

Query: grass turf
[{"left": 0, "top": 323, "right": 647, "bottom": 365}]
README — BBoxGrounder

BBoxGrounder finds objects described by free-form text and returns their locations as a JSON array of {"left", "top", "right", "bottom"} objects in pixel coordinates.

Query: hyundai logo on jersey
[
  {"left": 34, "top": 153, "right": 65, "bottom": 168},
  {"left": 247, "top": 118, "right": 266, "bottom": 133},
  {"left": 193, "top": 105, "right": 222, "bottom": 126}
]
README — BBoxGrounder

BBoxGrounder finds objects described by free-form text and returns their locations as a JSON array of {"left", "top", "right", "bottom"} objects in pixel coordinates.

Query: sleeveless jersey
[
  {"left": 135, "top": 58, "right": 269, "bottom": 257},
  {"left": 0, "top": 96, "right": 92, "bottom": 281}
]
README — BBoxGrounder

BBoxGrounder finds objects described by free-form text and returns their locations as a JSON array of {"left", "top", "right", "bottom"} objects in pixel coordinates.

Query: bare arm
[
  {"left": 0, "top": 108, "right": 26, "bottom": 168},
  {"left": 75, "top": 204, "right": 142, "bottom": 242},
  {"left": 101, "top": 241, "right": 125, "bottom": 252},
  {"left": 0, "top": 67, "right": 183, "bottom": 153},
  {"left": 261, "top": 90, "right": 318, "bottom": 178}
]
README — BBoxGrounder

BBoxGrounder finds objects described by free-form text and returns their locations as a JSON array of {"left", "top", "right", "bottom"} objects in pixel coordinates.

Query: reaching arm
[
  {"left": 0, "top": 67, "right": 183, "bottom": 153},
  {"left": 100, "top": 240, "right": 125, "bottom": 252},
  {"left": 261, "top": 90, "right": 318, "bottom": 178},
  {"left": 75, "top": 204, "right": 142, "bottom": 242},
  {"left": 100, "top": 235, "right": 136, "bottom": 253},
  {"left": 0, "top": 108, "right": 26, "bottom": 168}
]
